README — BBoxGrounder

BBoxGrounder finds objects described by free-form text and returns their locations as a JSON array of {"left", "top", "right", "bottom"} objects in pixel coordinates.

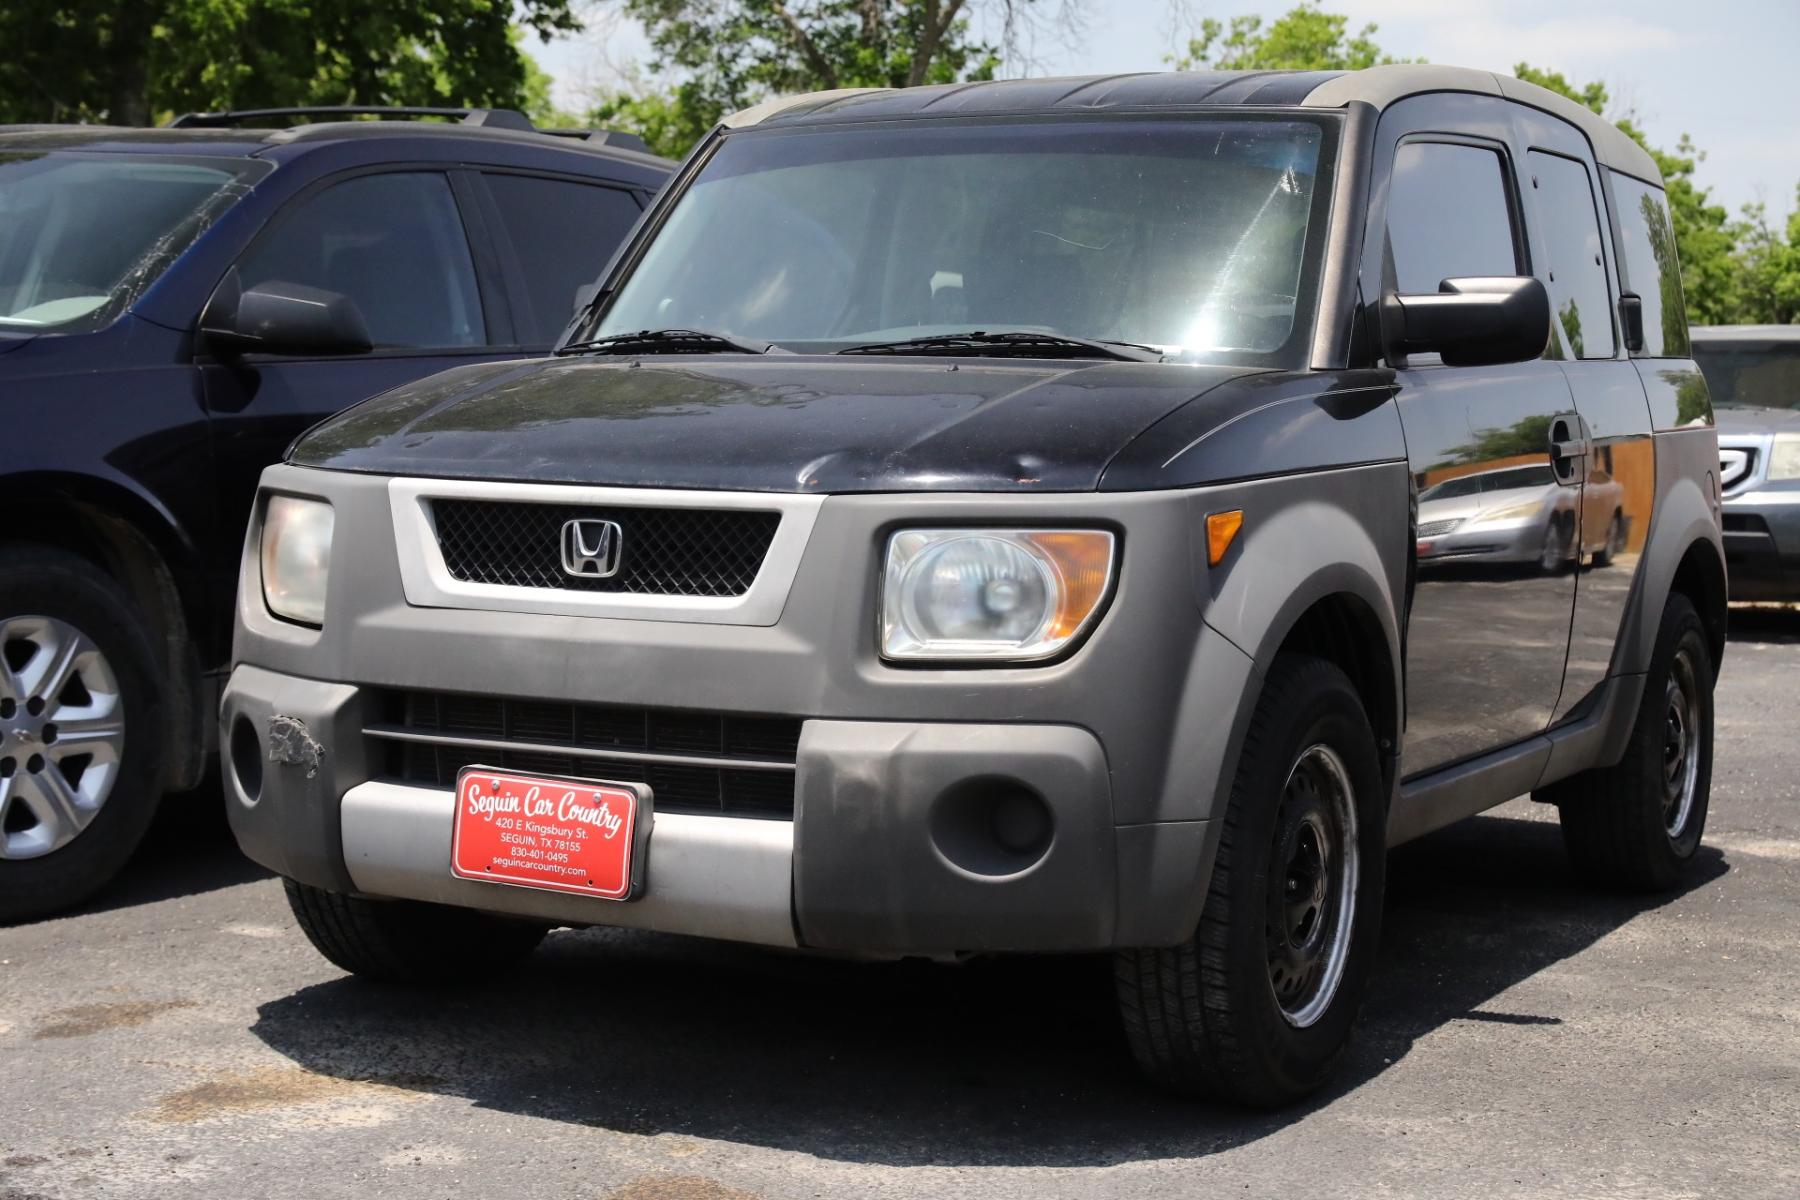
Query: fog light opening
[
  {"left": 230, "top": 714, "right": 264, "bottom": 803},
  {"left": 930, "top": 778, "right": 1054, "bottom": 878}
]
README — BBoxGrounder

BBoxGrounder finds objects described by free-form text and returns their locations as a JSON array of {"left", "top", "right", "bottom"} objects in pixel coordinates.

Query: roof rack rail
[
  {"left": 166, "top": 106, "right": 538, "bottom": 131},
  {"left": 537, "top": 128, "right": 651, "bottom": 154}
]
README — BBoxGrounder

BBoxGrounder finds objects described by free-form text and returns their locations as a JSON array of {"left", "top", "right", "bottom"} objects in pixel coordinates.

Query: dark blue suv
[{"left": 0, "top": 108, "right": 671, "bottom": 919}]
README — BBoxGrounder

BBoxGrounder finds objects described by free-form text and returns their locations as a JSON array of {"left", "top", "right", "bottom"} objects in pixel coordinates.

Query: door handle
[{"left": 1549, "top": 415, "right": 1589, "bottom": 485}]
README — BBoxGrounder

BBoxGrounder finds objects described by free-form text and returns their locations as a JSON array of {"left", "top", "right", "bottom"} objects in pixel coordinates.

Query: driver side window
[
  {"left": 239, "top": 172, "right": 485, "bottom": 350},
  {"left": 1386, "top": 141, "right": 1520, "bottom": 295}
]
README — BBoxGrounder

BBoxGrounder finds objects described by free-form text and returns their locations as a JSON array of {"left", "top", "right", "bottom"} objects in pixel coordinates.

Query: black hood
[{"left": 290, "top": 355, "right": 1263, "bottom": 493}]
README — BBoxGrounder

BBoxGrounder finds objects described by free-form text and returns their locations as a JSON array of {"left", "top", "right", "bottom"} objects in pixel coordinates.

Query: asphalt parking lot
[{"left": 3, "top": 608, "right": 1797, "bottom": 1200}]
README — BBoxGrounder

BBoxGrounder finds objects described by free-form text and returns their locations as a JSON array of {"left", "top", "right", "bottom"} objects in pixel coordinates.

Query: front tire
[
  {"left": 1542, "top": 592, "right": 1713, "bottom": 890},
  {"left": 0, "top": 545, "right": 165, "bottom": 923},
  {"left": 284, "top": 879, "right": 550, "bottom": 983},
  {"left": 1115, "top": 655, "right": 1387, "bottom": 1107},
  {"left": 1592, "top": 511, "right": 1626, "bottom": 568}
]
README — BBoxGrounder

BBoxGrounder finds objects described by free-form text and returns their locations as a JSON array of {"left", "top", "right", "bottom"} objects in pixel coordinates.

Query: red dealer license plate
[{"left": 450, "top": 767, "right": 651, "bottom": 901}]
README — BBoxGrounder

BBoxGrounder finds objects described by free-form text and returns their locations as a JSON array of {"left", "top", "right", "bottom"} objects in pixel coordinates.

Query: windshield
[
  {"left": 0, "top": 153, "right": 259, "bottom": 334},
  {"left": 588, "top": 116, "right": 1332, "bottom": 361},
  {"left": 1692, "top": 343, "right": 1800, "bottom": 411}
]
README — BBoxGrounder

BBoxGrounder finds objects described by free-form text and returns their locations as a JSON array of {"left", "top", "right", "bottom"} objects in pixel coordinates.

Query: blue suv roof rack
[{"left": 164, "top": 106, "right": 651, "bottom": 154}]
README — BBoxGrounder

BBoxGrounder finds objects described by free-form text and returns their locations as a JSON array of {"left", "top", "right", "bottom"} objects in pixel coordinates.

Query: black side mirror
[
  {"left": 1382, "top": 276, "right": 1551, "bottom": 368},
  {"left": 201, "top": 270, "right": 372, "bottom": 357}
]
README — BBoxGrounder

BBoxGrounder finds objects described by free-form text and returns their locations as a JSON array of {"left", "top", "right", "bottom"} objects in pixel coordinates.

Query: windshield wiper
[
  {"left": 837, "top": 330, "right": 1163, "bottom": 363},
  {"left": 558, "top": 328, "right": 779, "bottom": 356}
]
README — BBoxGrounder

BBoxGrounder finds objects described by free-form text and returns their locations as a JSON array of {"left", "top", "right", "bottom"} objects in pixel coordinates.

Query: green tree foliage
[
  {"left": 1728, "top": 188, "right": 1800, "bottom": 325},
  {"left": 1170, "top": 1, "right": 1408, "bottom": 71},
  {"left": 587, "top": 0, "right": 1023, "bottom": 158},
  {"left": 1440, "top": 413, "right": 1555, "bottom": 469},
  {"left": 0, "top": 0, "right": 579, "bottom": 127}
]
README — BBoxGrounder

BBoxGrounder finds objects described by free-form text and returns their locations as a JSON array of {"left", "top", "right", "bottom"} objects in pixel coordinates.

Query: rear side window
[
  {"left": 239, "top": 172, "right": 484, "bottom": 350},
  {"left": 1527, "top": 150, "right": 1614, "bottom": 359},
  {"left": 1386, "top": 142, "right": 1519, "bottom": 295},
  {"left": 1610, "top": 171, "right": 1689, "bottom": 357},
  {"left": 484, "top": 174, "right": 643, "bottom": 344}
]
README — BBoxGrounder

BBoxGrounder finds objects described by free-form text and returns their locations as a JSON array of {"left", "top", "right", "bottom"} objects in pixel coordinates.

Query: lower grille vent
[{"left": 367, "top": 689, "right": 801, "bottom": 819}]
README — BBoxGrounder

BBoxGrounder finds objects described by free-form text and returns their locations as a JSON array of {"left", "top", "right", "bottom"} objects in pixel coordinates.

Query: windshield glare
[
  {"left": 0, "top": 153, "right": 254, "bottom": 334},
  {"left": 1693, "top": 344, "right": 1800, "bottom": 410},
  {"left": 593, "top": 117, "right": 1329, "bottom": 360}
]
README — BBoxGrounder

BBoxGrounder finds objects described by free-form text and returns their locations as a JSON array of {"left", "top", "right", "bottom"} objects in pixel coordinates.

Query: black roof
[
  {"left": 735, "top": 71, "right": 1347, "bottom": 128},
  {"left": 723, "top": 66, "right": 1661, "bottom": 183}
]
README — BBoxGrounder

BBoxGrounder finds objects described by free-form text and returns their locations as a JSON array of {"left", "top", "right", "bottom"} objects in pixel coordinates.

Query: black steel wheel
[
  {"left": 1542, "top": 592, "right": 1714, "bottom": 890},
  {"left": 1116, "top": 654, "right": 1386, "bottom": 1107}
]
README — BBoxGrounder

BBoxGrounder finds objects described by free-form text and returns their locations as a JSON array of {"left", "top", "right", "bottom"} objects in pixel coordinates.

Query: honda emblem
[{"left": 560, "top": 518, "right": 624, "bottom": 578}]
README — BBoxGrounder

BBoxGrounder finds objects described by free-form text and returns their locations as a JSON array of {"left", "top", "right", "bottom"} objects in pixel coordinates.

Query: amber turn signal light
[{"left": 1206, "top": 510, "right": 1244, "bottom": 566}]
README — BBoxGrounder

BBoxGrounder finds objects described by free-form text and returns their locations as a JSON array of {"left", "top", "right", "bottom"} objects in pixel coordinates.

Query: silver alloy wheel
[
  {"left": 0, "top": 616, "right": 125, "bottom": 860},
  {"left": 1266, "top": 743, "right": 1360, "bottom": 1029},
  {"left": 1662, "top": 643, "right": 1703, "bottom": 839}
]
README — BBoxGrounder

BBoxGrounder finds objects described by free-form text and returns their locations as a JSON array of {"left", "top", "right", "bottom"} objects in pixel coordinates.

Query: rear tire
[
  {"left": 1541, "top": 592, "right": 1713, "bottom": 890},
  {"left": 284, "top": 879, "right": 550, "bottom": 983},
  {"left": 0, "top": 545, "right": 165, "bottom": 923},
  {"left": 1592, "top": 511, "right": 1626, "bottom": 568},
  {"left": 1115, "top": 655, "right": 1386, "bottom": 1107}
]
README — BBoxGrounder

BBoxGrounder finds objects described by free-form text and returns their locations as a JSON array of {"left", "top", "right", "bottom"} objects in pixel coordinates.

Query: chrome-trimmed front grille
[
  {"left": 1416, "top": 518, "right": 1463, "bottom": 538},
  {"left": 433, "top": 499, "right": 781, "bottom": 597},
  {"left": 387, "top": 478, "right": 825, "bottom": 627},
  {"left": 365, "top": 689, "right": 801, "bottom": 819}
]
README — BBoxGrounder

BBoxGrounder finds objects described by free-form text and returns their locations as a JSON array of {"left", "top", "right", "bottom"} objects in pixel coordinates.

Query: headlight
[
  {"left": 260, "top": 495, "right": 334, "bottom": 626},
  {"left": 1770, "top": 434, "right": 1800, "bottom": 481},
  {"left": 881, "top": 529, "right": 1116, "bottom": 662},
  {"left": 1479, "top": 499, "right": 1548, "bottom": 522}
]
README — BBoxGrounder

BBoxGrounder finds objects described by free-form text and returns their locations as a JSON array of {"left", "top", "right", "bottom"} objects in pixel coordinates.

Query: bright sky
[{"left": 527, "top": 0, "right": 1799, "bottom": 223}]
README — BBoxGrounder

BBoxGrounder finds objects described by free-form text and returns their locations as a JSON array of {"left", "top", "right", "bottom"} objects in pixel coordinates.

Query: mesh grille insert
[{"left": 432, "top": 500, "right": 781, "bottom": 596}]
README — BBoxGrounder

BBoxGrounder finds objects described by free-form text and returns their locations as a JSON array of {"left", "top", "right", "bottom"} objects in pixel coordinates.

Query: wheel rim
[
  {"left": 1265, "top": 743, "right": 1359, "bottom": 1029},
  {"left": 1539, "top": 522, "right": 1562, "bottom": 571},
  {"left": 0, "top": 616, "right": 124, "bottom": 860},
  {"left": 1661, "top": 644, "right": 1703, "bottom": 840}
]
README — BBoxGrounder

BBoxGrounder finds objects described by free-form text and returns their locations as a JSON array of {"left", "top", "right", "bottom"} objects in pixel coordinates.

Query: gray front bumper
[
  {"left": 224, "top": 662, "right": 1144, "bottom": 952},
  {"left": 1721, "top": 489, "right": 1800, "bottom": 599}
]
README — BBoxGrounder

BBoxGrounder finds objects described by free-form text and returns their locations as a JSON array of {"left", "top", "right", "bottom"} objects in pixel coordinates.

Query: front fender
[{"left": 1117, "top": 462, "right": 1410, "bottom": 947}]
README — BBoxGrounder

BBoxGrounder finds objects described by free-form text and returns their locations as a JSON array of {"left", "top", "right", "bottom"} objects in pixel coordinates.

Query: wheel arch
[
  {"left": 1267, "top": 589, "right": 1403, "bottom": 795},
  {"left": 1612, "top": 430, "right": 1727, "bottom": 680},
  {"left": 0, "top": 471, "right": 212, "bottom": 791}
]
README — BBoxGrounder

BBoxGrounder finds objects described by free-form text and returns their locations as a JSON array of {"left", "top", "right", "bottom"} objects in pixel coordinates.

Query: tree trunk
[
  {"left": 907, "top": 0, "right": 966, "bottom": 88},
  {"left": 104, "top": 0, "right": 159, "bottom": 124}
]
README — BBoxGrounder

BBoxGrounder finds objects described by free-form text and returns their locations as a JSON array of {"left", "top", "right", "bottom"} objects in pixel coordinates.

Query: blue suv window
[
  {"left": 484, "top": 173, "right": 642, "bottom": 345},
  {"left": 239, "top": 172, "right": 485, "bottom": 350}
]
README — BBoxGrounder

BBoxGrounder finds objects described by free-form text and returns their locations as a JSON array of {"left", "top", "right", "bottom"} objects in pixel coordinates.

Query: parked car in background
[
  {"left": 1691, "top": 324, "right": 1800, "bottom": 599},
  {"left": 0, "top": 108, "right": 672, "bottom": 921},
  {"left": 222, "top": 66, "right": 1726, "bottom": 1106},
  {"left": 1416, "top": 461, "right": 1627, "bottom": 571}
]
